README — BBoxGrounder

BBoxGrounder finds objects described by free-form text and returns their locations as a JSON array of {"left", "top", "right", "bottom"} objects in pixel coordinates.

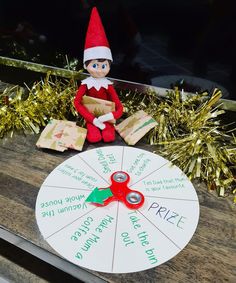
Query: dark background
[{"left": 1, "top": 0, "right": 236, "bottom": 100}]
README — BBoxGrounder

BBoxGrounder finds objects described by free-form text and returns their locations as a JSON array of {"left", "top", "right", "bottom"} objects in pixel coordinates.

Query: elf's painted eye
[
  {"left": 102, "top": 64, "right": 107, "bottom": 69},
  {"left": 92, "top": 63, "right": 98, "bottom": 69}
]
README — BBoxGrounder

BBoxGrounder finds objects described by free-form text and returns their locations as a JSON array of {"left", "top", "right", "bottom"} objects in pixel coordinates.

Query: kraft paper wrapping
[
  {"left": 36, "top": 119, "right": 87, "bottom": 151},
  {"left": 82, "top": 95, "right": 116, "bottom": 123},
  {"left": 59, "top": 122, "right": 87, "bottom": 151},
  {"left": 115, "top": 110, "right": 158, "bottom": 145}
]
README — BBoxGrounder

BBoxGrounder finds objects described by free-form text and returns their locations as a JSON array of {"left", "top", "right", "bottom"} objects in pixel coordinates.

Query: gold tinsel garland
[
  {"left": 0, "top": 75, "right": 235, "bottom": 202},
  {"left": 0, "top": 74, "right": 78, "bottom": 138},
  {"left": 122, "top": 88, "right": 236, "bottom": 200}
]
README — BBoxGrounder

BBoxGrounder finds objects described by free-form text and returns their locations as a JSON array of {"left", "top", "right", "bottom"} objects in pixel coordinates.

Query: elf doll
[{"left": 74, "top": 7, "right": 123, "bottom": 143}]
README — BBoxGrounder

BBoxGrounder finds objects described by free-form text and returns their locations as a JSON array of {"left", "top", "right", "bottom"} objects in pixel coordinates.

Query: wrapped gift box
[
  {"left": 59, "top": 121, "right": 87, "bottom": 151},
  {"left": 115, "top": 110, "right": 158, "bottom": 145},
  {"left": 36, "top": 119, "right": 87, "bottom": 151},
  {"left": 82, "top": 95, "right": 116, "bottom": 123}
]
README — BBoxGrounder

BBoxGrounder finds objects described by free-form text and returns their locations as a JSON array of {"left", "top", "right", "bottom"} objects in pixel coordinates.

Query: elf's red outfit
[
  {"left": 74, "top": 7, "right": 123, "bottom": 143},
  {"left": 74, "top": 77, "right": 123, "bottom": 143}
]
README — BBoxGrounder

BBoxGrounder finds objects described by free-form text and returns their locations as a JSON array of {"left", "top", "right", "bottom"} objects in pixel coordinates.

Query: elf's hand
[
  {"left": 93, "top": 118, "right": 106, "bottom": 130},
  {"left": 98, "top": 112, "right": 114, "bottom": 123}
]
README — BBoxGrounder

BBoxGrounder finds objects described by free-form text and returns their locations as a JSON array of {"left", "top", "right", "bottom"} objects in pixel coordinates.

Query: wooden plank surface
[{"left": 0, "top": 133, "right": 236, "bottom": 283}]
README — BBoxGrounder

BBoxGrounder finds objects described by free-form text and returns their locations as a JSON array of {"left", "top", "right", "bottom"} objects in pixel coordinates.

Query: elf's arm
[
  {"left": 108, "top": 85, "right": 123, "bottom": 120},
  {"left": 74, "top": 84, "right": 96, "bottom": 124}
]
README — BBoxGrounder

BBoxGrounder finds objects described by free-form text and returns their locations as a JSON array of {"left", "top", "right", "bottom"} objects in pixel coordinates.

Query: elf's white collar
[{"left": 81, "top": 76, "right": 113, "bottom": 91}]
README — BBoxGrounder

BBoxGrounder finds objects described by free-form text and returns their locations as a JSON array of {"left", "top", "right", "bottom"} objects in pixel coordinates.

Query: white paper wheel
[{"left": 35, "top": 146, "right": 199, "bottom": 273}]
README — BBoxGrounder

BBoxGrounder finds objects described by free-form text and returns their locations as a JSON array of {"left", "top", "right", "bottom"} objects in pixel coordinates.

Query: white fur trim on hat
[{"left": 83, "top": 46, "right": 113, "bottom": 63}]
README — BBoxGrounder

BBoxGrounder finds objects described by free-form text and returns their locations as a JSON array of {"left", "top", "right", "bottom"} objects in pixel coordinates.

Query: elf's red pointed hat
[{"left": 83, "top": 7, "right": 112, "bottom": 64}]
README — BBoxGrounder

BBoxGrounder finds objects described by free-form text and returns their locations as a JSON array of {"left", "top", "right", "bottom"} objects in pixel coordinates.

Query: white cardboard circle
[{"left": 35, "top": 146, "right": 199, "bottom": 273}]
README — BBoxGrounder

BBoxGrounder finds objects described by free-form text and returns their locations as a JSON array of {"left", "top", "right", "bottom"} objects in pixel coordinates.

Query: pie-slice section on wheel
[{"left": 112, "top": 203, "right": 181, "bottom": 273}]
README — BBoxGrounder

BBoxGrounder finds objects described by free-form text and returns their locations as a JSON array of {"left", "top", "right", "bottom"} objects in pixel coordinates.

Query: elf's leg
[
  {"left": 86, "top": 122, "right": 102, "bottom": 143},
  {"left": 102, "top": 122, "right": 115, "bottom": 142}
]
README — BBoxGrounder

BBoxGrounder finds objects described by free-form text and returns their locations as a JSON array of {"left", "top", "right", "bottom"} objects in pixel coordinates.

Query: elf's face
[{"left": 86, "top": 59, "right": 110, "bottom": 78}]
